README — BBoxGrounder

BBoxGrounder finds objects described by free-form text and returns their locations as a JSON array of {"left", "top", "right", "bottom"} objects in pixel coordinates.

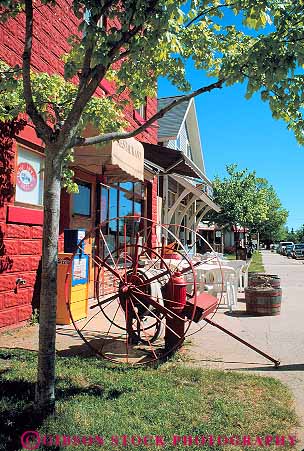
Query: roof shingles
[{"left": 158, "top": 97, "right": 190, "bottom": 139}]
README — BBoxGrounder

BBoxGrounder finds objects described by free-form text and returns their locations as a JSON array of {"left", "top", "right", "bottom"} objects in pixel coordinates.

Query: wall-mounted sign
[
  {"left": 16, "top": 162, "right": 37, "bottom": 192},
  {"left": 15, "top": 147, "right": 44, "bottom": 206}
]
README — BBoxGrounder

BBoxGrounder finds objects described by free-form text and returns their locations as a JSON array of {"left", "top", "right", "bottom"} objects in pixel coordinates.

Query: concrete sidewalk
[{"left": 189, "top": 250, "right": 304, "bottom": 446}]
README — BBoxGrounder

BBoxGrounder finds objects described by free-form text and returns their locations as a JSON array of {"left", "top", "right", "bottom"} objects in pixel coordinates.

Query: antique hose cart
[{"left": 65, "top": 216, "right": 280, "bottom": 367}]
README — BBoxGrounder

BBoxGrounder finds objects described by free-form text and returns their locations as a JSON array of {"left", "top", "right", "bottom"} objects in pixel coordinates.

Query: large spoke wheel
[{"left": 65, "top": 216, "right": 198, "bottom": 365}]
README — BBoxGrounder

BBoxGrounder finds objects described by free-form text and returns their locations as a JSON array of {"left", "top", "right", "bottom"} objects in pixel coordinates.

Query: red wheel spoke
[
  {"left": 105, "top": 302, "right": 121, "bottom": 336},
  {"left": 79, "top": 308, "right": 104, "bottom": 332},
  {"left": 90, "top": 292, "right": 119, "bottom": 309},
  {"left": 129, "top": 298, "right": 158, "bottom": 360},
  {"left": 132, "top": 233, "right": 140, "bottom": 276},
  {"left": 132, "top": 287, "right": 187, "bottom": 322},
  {"left": 99, "top": 229, "right": 120, "bottom": 271},
  {"left": 133, "top": 287, "right": 190, "bottom": 309},
  {"left": 141, "top": 256, "right": 162, "bottom": 275},
  {"left": 124, "top": 223, "right": 127, "bottom": 283},
  {"left": 99, "top": 302, "right": 122, "bottom": 356},
  {"left": 130, "top": 293, "right": 182, "bottom": 340},
  {"left": 135, "top": 269, "right": 170, "bottom": 288},
  {"left": 94, "top": 254, "right": 123, "bottom": 282},
  {"left": 125, "top": 298, "right": 130, "bottom": 363}
]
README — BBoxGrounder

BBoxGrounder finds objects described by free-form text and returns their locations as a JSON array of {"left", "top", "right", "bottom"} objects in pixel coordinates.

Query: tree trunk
[
  {"left": 35, "top": 146, "right": 62, "bottom": 414},
  {"left": 234, "top": 226, "right": 239, "bottom": 260}
]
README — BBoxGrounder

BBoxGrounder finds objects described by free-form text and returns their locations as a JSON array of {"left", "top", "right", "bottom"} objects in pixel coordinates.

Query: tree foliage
[
  {"left": 0, "top": 0, "right": 303, "bottom": 150},
  {"left": 253, "top": 178, "right": 288, "bottom": 242},
  {"left": 284, "top": 224, "right": 304, "bottom": 243},
  {"left": 209, "top": 164, "right": 269, "bottom": 229},
  {"left": 208, "top": 164, "right": 288, "bottom": 242}
]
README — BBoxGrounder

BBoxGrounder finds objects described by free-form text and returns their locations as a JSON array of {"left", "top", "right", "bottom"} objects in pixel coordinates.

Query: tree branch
[
  {"left": 59, "top": 0, "right": 161, "bottom": 149},
  {"left": 73, "top": 78, "right": 225, "bottom": 148},
  {"left": 79, "top": 1, "right": 118, "bottom": 87},
  {"left": 23, "top": 0, "right": 52, "bottom": 142}
]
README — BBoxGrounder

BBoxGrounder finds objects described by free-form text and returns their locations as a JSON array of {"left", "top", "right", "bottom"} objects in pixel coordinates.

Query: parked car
[
  {"left": 285, "top": 244, "right": 294, "bottom": 257},
  {"left": 291, "top": 243, "right": 304, "bottom": 259},
  {"left": 278, "top": 241, "right": 294, "bottom": 255}
]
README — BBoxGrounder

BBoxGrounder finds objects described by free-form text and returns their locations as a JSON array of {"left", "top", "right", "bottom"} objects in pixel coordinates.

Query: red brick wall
[
  {"left": 0, "top": 120, "right": 43, "bottom": 329},
  {"left": 0, "top": 2, "right": 158, "bottom": 330},
  {"left": 0, "top": 221, "right": 43, "bottom": 328},
  {"left": 0, "top": 1, "right": 158, "bottom": 144}
]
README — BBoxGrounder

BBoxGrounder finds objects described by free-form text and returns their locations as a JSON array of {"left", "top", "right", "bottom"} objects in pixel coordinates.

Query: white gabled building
[{"left": 155, "top": 96, "right": 220, "bottom": 248}]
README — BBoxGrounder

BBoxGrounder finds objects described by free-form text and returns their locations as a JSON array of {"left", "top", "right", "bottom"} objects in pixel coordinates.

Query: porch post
[{"left": 163, "top": 174, "right": 169, "bottom": 243}]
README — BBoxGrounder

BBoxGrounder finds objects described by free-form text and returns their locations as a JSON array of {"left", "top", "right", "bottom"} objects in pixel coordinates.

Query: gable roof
[{"left": 158, "top": 96, "right": 191, "bottom": 139}]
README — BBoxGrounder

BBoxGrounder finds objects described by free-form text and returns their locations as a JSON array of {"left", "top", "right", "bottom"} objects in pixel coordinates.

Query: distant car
[
  {"left": 278, "top": 241, "right": 294, "bottom": 255},
  {"left": 291, "top": 243, "right": 304, "bottom": 259},
  {"left": 285, "top": 244, "right": 294, "bottom": 257}
]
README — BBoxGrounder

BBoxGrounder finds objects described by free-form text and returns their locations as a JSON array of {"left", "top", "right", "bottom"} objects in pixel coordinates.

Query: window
[
  {"left": 135, "top": 102, "right": 146, "bottom": 120},
  {"left": 72, "top": 182, "right": 91, "bottom": 216},
  {"left": 99, "top": 181, "right": 145, "bottom": 255},
  {"left": 15, "top": 147, "right": 44, "bottom": 207},
  {"left": 185, "top": 124, "right": 193, "bottom": 160}
]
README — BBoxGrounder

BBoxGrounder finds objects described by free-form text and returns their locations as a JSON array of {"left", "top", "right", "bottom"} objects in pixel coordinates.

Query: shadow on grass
[
  {"left": 0, "top": 378, "right": 42, "bottom": 451},
  {"left": 0, "top": 371, "right": 131, "bottom": 451}
]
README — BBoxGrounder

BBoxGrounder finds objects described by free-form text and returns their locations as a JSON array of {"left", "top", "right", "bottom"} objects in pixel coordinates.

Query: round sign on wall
[{"left": 16, "top": 162, "right": 37, "bottom": 192}]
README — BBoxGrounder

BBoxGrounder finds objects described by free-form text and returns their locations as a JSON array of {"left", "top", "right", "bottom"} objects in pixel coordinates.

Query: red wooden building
[{"left": 0, "top": 1, "right": 158, "bottom": 330}]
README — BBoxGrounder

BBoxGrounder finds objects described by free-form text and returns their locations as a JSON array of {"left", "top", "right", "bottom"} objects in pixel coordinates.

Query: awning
[
  {"left": 74, "top": 138, "right": 144, "bottom": 182},
  {"left": 142, "top": 142, "right": 210, "bottom": 182}
]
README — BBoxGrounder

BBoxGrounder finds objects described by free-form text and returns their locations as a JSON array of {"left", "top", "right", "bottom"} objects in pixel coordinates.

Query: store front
[
  {"left": 99, "top": 181, "right": 145, "bottom": 252},
  {"left": 69, "top": 137, "right": 154, "bottom": 297}
]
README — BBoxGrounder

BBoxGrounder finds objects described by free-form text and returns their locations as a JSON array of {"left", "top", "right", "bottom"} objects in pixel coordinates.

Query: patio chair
[
  {"left": 241, "top": 261, "right": 250, "bottom": 291},
  {"left": 203, "top": 266, "right": 237, "bottom": 312},
  {"left": 224, "top": 260, "right": 246, "bottom": 292}
]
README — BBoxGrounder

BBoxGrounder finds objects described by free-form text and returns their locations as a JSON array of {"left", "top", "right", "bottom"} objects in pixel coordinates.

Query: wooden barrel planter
[
  {"left": 245, "top": 286, "right": 282, "bottom": 316},
  {"left": 248, "top": 273, "right": 281, "bottom": 289}
]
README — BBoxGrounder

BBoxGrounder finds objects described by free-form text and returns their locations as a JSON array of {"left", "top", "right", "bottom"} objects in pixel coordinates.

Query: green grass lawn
[
  {"left": 248, "top": 251, "right": 265, "bottom": 273},
  {"left": 0, "top": 348, "right": 298, "bottom": 451},
  {"left": 224, "top": 254, "right": 236, "bottom": 260}
]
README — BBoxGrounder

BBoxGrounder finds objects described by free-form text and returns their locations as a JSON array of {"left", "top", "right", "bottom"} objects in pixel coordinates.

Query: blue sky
[{"left": 158, "top": 73, "right": 304, "bottom": 230}]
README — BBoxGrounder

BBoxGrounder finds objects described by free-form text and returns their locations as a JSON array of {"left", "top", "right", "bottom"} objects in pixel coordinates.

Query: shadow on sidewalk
[
  {"left": 224, "top": 310, "right": 263, "bottom": 318},
  {"left": 231, "top": 363, "right": 304, "bottom": 372}
]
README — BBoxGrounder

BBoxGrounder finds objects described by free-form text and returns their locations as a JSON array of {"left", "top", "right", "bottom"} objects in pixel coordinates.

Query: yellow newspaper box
[{"left": 56, "top": 253, "right": 89, "bottom": 325}]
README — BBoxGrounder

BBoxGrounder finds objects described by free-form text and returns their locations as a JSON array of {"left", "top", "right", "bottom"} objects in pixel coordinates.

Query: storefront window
[
  {"left": 72, "top": 182, "right": 91, "bottom": 216},
  {"left": 99, "top": 181, "right": 145, "bottom": 256},
  {"left": 15, "top": 147, "right": 44, "bottom": 206}
]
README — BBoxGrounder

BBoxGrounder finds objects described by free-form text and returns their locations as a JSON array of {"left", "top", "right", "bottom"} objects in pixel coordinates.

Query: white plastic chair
[
  {"left": 224, "top": 260, "right": 246, "bottom": 292},
  {"left": 203, "top": 267, "right": 237, "bottom": 312}
]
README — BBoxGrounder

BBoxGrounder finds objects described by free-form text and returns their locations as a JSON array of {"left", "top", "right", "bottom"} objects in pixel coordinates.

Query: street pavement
[{"left": 189, "top": 250, "right": 304, "bottom": 447}]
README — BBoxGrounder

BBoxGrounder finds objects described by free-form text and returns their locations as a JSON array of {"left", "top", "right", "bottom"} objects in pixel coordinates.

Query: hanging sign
[{"left": 16, "top": 162, "right": 37, "bottom": 192}]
